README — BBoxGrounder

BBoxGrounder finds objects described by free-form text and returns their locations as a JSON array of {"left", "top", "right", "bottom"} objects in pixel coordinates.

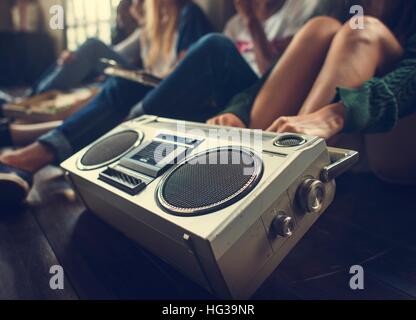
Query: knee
[
  {"left": 194, "top": 33, "right": 236, "bottom": 54},
  {"left": 78, "top": 37, "right": 107, "bottom": 53},
  {"left": 338, "top": 16, "right": 384, "bottom": 48},
  {"left": 299, "top": 16, "right": 343, "bottom": 41}
]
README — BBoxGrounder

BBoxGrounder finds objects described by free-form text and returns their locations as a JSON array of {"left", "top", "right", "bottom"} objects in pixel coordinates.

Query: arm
[
  {"left": 234, "top": 0, "right": 277, "bottom": 75},
  {"left": 246, "top": 17, "right": 277, "bottom": 75}
]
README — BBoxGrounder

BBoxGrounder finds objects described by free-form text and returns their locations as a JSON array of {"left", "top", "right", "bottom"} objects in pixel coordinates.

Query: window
[{"left": 65, "top": 0, "right": 121, "bottom": 50}]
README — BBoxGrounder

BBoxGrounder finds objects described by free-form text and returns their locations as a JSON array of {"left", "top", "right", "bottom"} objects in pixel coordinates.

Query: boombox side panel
[
  {"left": 245, "top": 152, "right": 336, "bottom": 298},
  {"left": 216, "top": 217, "right": 273, "bottom": 299},
  {"left": 215, "top": 151, "right": 336, "bottom": 299}
]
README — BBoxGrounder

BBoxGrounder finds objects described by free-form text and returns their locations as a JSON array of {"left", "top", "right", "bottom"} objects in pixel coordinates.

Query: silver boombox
[{"left": 62, "top": 116, "right": 358, "bottom": 299}]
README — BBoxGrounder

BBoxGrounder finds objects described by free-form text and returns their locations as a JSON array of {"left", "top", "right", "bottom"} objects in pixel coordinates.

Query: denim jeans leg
[
  {"left": 38, "top": 77, "right": 153, "bottom": 163},
  {"left": 139, "top": 33, "right": 259, "bottom": 122},
  {"left": 35, "top": 38, "right": 131, "bottom": 94}
]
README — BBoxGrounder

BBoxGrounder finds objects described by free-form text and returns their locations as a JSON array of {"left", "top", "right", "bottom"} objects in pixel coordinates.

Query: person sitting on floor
[
  {"left": 31, "top": 0, "right": 144, "bottom": 95},
  {"left": 207, "top": 0, "right": 416, "bottom": 185},
  {"left": 207, "top": 0, "right": 416, "bottom": 137},
  {"left": 111, "top": 0, "right": 139, "bottom": 45},
  {"left": 224, "top": 0, "right": 321, "bottom": 76}
]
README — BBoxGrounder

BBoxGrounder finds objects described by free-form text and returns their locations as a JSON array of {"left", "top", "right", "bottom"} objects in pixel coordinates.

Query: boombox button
[
  {"left": 271, "top": 214, "right": 294, "bottom": 238},
  {"left": 297, "top": 179, "right": 326, "bottom": 214},
  {"left": 99, "top": 168, "right": 147, "bottom": 196}
]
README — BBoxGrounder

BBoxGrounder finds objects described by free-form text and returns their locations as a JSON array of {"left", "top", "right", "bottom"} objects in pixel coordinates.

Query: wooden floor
[{"left": 0, "top": 166, "right": 415, "bottom": 300}]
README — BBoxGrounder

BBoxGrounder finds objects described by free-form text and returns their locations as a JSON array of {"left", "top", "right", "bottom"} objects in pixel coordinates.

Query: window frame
[{"left": 64, "top": 0, "right": 121, "bottom": 50}]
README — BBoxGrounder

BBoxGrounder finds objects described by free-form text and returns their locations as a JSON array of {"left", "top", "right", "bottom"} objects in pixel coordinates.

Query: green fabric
[
  {"left": 219, "top": 71, "right": 270, "bottom": 127},
  {"left": 339, "top": 34, "right": 416, "bottom": 133}
]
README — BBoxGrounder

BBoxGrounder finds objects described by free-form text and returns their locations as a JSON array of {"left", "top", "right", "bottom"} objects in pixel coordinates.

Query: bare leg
[
  {"left": 0, "top": 142, "right": 54, "bottom": 173},
  {"left": 299, "top": 17, "right": 403, "bottom": 115},
  {"left": 250, "top": 17, "right": 342, "bottom": 130}
]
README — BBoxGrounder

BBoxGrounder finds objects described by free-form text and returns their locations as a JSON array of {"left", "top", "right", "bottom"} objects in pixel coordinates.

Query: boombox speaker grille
[
  {"left": 275, "top": 134, "right": 306, "bottom": 147},
  {"left": 79, "top": 130, "right": 141, "bottom": 170},
  {"left": 157, "top": 147, "right": 263, "bottom": 216}
]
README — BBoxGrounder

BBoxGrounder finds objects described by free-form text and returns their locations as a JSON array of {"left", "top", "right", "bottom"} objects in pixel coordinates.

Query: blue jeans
[
  {"left": 39, "top": 34, "right": 259, "bottom": 163},
  {"left": 33, "top": 38, "right": 130, "bottom": 94}
]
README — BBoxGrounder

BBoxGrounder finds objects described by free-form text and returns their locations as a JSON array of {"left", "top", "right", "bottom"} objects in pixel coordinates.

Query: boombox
[{"left": 61, "top": 116, "right": 358, "bottom": 299}]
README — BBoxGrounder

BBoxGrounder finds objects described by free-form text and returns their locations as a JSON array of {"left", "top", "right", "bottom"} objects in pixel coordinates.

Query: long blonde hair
[{"left": 143, "top": 0, "right": 189, "bottom": 68}]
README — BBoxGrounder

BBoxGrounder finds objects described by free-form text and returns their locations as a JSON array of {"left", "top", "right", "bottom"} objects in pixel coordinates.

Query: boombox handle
[{"left": 321, "top": 148, "right": 359, "bottom": 182}]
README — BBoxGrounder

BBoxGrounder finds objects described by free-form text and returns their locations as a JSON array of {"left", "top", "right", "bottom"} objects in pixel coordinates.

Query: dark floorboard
[
  {"left": 29, "top": 168, "right": 212, "bottom": 300},
  {"left": 0, "top": 166, "right": 415, "bottom": 300},
  {"left": 0, "top": 200, "right": 77, "bottom": 299}
]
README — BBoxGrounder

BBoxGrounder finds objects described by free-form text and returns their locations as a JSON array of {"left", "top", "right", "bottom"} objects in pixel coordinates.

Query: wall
[
  {"left": 0, "top": 0, "right": 65, "bottom": 53},
  {"left": 1, "top": 0, "right": 235, "bottom": 54},
  {"left": 38, "top": 0, "right": 65, "bottom": 53}
]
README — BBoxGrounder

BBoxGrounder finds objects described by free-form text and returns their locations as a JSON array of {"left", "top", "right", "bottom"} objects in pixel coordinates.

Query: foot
[{"left": 0, "top": 162, "right": 33, "bottom": 207}]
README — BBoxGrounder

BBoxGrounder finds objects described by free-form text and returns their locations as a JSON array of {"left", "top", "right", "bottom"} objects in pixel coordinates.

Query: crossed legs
[{"left": 250, "top": 16, "right": 403, "bottom": 134}]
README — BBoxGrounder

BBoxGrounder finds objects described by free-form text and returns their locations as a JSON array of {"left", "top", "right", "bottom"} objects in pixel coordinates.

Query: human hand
[
  {"left": 207, "top": 113, "right": 246, "bottom": 128},
  {"left": 57, "top": 50, "right": 76, "bottom": 65},
  {"left": 267, "top": 102, "right": 345, "bottom": 140}
]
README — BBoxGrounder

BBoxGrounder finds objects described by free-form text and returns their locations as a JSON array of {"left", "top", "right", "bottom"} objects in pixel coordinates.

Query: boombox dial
[
  {"left": 297, "top": 178, "right": 326, "bottom": 214},
  {"left": 271, "top": 214, "right": 294, "bottom": 238}
]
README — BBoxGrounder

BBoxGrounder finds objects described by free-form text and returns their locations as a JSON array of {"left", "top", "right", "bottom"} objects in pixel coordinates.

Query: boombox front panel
[{"left": 62, "top": 116, "right": 336, "bottom": 299}]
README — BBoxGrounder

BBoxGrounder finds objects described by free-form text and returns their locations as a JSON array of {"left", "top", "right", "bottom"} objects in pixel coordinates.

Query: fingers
[
  {"left": 207, "top": 115, "right": 246, "bottom": 128},
  {"left": 221, "top": 116, "right": 234, "bottom": 127},
  {"left": 207, "top": 116, "right": 225, "bottom": 126},
  {"left": 208, "top": 116, "right": 229, "bottom": 126},
  {"left": 206, "top": 118, "right": 217, "bottom": 125},
  {"left": 267, "top": 117, "right": 300, "bottom": 134},
  {"left": 267, "top": 117, "right": 287, "bottom": 132},
  {"left": 279, "top": 123, "right": 298, "bottom": 134}
]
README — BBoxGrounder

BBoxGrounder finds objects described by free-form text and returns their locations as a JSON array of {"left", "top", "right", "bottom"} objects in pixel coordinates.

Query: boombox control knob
[
  {"left": 272, "top": 214, "right": 294, "bottom": 238},
  {"left": 297, "top": 179, "right": 326, "bottom": 214}
]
